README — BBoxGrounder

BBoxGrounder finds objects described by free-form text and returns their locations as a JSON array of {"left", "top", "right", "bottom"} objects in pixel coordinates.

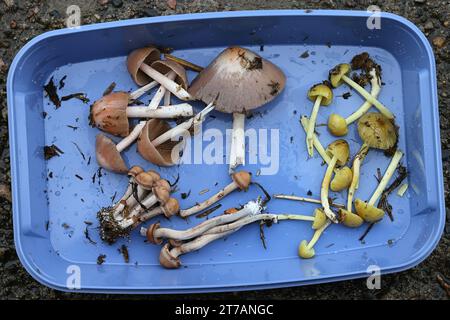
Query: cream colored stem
[
  {"left": 112, "top": 181, "right": 134, "bottom": 217},
  {"left": 148, "top": 71, "right": 177, "bottom": 109},
  {"left": 300, "top": 116, "right": 332, "bottom": 163},
  {"left": 163, "top": 91, "right": 171, "bottom": 106},
  {"left": 134, "top": 206, "right": 164, "bottom": 225},
  {"left": 368, "top": 150, "right": 403, "bottom": 205},
  {"left": 116, "top": 121, "right": 146, "bottom": 152},
  {"left": 306, "top": 220, "right": 331, "bottom": 249},
  {"left": 321, "top": 156, "right": 338, "bottom": 223},
  {"left": 124, "top": 193, "right": 158, "bottom": 225},
  {"left": 129, "top": 75, "right": 167, "bottom": 101},
  {"left": 345, "top": 69, "right": 381, "bottom": 124},
  {"left": 179, "top": 181, "right": 238, "bottom": 218},
  {"left": 126, "top": 104, "right": 193, "bottom": 118},
  {"left": 306, "top": 96, "right": 323, "bottom": 157},
  {"left": 229, "top": 112, "right": 246, "bottom": 173},
  {"left": 342, "top": 74, "right": 394, "bottom": 119},
  {"left": 347, "top": 143, "right": 369, "bottom": 210},
  {"left": 273, "top": 194, "right": 345, "bottom": 209}
]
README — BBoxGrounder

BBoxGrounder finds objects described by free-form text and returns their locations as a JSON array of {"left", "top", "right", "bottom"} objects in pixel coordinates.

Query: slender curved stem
[
  {"left": 347, "top": 143, "right": 369, "bottom": 210},
  {"left": 321, "top": 156, "right": 338, "bottom": 223},
  {"left": 273, "top": 194, "right": 345, "bottom": 209},
  {"left": 306, "top": 220, "right": 331, "bottom": 249},
  {"left": 116, "top": 121, "right": 146, "bottom": 152},
  {"left": 148, "top": 71, "right": 176, "bottom": 109},
  {"left": 306, "top": 96, "right": 323, "bottom": 157},
  {"left": 300, "top": 116, "right": 332, "bottom": 164}
]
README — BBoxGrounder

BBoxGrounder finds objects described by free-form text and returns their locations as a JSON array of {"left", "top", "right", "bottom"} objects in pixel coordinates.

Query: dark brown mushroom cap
[
  {"left": 127, "top": 46, "right": 161, "bottom": 86},
  {"left": 151, "top": 60, "right": 188, "bottom": 89},
  {"left": 146, "top": 222, "right": 163, "bottom": 244},
  {"left": 154, "top": 179, "right": 170, "bottom": 191},
  {"left": 134, "top": 172, "right": 157, "bottom": 190},
  {"left": 329, "top": 63, "right": 351, "bottom": 88},
  {"left": 91, "top": 92, "right": 130, "bottom": 137},
  {"left": 326, "top": 139, "right": 350, "bottom": 166},
  {"left": 188, "top": 46, "right": 286, "bottom": 113},
  {"left": 95, "top": 134, "right": 128, "bottom": 174},
  {"left": 357, "top": 112, "right": 398, "bottom": 150},
  {"left": 137, "top": 119, "right": 180, "bottom": 166},
  {"left": 231, "top": 171, "right": 252, "bottom": 190},
  {"left": 161, "top": 198, "right": 180, "bottom": 218},
  {"left": 159, "top": 243, "right": 181, "bottom": 269},
  {"left": 153, "top": 186, "right": 170, "bottom": 205},
  {"left": 128, "top": 166, "right": 144, "bottom": 178}
]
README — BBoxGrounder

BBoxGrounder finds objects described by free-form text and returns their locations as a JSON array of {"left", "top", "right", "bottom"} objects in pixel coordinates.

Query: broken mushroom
[{"left": 298, "top": 219, "right": 332, "bottom": 259}]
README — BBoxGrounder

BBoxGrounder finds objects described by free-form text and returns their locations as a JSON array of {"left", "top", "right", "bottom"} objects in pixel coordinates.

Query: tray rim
[{"left": 7, "top": 9, "right": 444, "bottom": 294}]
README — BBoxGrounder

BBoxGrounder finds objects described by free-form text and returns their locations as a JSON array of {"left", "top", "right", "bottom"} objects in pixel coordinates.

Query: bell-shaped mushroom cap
[
  {"left": 357, "top": 112, "right": 398, "bottom": 150},
  {"left": 151, "top": 60, "right": 188, "bottom": 89},
  {"left": 128, "top": 166, "right": 144, "bottom": 178},
  {"left": 307, "top": 83, "right": 333, "bottom": 106},
  {"left": 328, "top": 113, "right": 348, "bottom": 136},
  {"left": 147, "top": 169, "right": 161, "bottom": 181},
  {"left": 188, "top": 46, "right": 286, "bottom": 114},
  {"left": 231, "top": 171, "right": 252, "bottom": 190},
  {"left": 90, "top": 92, "right": 130, "bottom": 137},
  {"left": 298, "top": 240, "right": 315, "bottom": 259},
  {"left": 137, "top": 119, "right": 180, "bottom": 166},
  {"left": 161, "top": 198, "right": 180, "bottom": 218},
  {"left": 329, "top": 63, "right": 351, "bottom": 88},
  {"left": 354, "top": 199, "right": 384, "bottom": 222},
  {"left": 146, "top": 222, "right": 163, "bottom": 244},
  {"left": 312, "top": 208, "right": 327, "bottom": 230},
  {"left": 338, "top": 208, "right": 364, "bottom": 227},
  {"left": 127, "top": 46, "right": 161, "bottom": 86},
  {"left": 154, "top": 178, "right": 170, "bottom": 191},
  {"left": 153, "top": 186, "right": 170, "bottom": 205},
  {"left": 96, "top": 134, "right": 128, "bottom": 174},
  {"left": 159, "top": 243, "right": 181, "bottom": 269},
  {"left": 326, "top": 139, "right": 350, "bottom": 166},
  {"left": 330, "top": 166, "right": 353, "bottom": 192},
  {"left": 135, "top": 171, "right": 157, "bottom": 190}
]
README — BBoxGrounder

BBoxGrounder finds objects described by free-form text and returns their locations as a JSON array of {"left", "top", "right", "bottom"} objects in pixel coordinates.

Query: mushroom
[
  {"left": 126, "top": 184, "right": 171, "bottom": 220},
  {"left": 321, "top": 140, "right": 350, "bottom": 223},
  {"left": 127, "top": 46, "right": 192, "bottom": 100},
  {"left": 355, "top": 150, "right": 403, "bottom": 222},
  {"left": 329, "top": 63, "right": 394, "bottom": 119},
  {"left": 298, "top": 220, "right": 331, "bottom": 259},
  {"left": 137, "top": 102, "right": 215, "bottom": 166},
  {"left": 305, "top": 82, "right": 333, "bottom": 156},
  {"left": 345, "top": 144, "right": 369, "bottom": 216},
  {"left": 133, "top": 198, "right": 180, "bottom": 226},
  {"left": 96, "top": 133, "right": 129, "bottom": 174},
  {"left": 112, "top": 166, "right": 144, "bottom": 217},
  {"left": 300, "top": 116, "right": 353, "bottom": 191},
  {"left": 273, "top": 194, "right": 345, "bottom": 209},
  {"left": 179, "top": 171, "right": 251, "bottom": 218},
  {"left": 188, "top": 46, "right": 286, "bottom": 173}
]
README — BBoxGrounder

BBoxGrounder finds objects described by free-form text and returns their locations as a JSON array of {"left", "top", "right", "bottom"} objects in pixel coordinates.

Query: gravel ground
[{"left": 0, "top": 0, "right": 448, "bottom": 300}]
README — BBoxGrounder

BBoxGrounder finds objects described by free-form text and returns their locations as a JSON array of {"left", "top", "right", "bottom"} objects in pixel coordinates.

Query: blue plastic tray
[{"left": 7, "top": 10, "right": 444, "bottom": 293}]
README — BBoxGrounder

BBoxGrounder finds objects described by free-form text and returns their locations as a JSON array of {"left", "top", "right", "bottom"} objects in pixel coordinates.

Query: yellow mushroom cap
[
  {"left": 328, "top": 114, "right": 348, "bottom": 136},
  {"left": 330, "top": 166, "right": 353, "bottom": 192},
  {"left": 312, "top": 208, "right": 327, "bottom": 230},
  {"left": 329, "top": 63, "right": 351, "bottom": 88},
  {"left": 338, "top": 208, "right": 364, "bottom": 228},
  {"left": 307, "top": 83, "right": 333, "bottom": 106},
  {"left": 357, "top": 112, "right": 398, "bottom": 150},
  {"left": 326, "top": 139, "right": 350, "bottom": 166},
  {"left": 354, "top": 198, "right": 385, "bottom": 222},
  {"left": 298, "top": 240, "right": 315, "bottom": 259}
]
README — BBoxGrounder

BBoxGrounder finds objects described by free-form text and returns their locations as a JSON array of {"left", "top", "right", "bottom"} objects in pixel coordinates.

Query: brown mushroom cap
[
  {"left": 357, "top": 112, "right": 398, "bottom": 150},
  {"left": 128, "top": 166, "right": 144, "bottom": 178},
  {"left": 95, "top": 134, "right": 128, "bottom": 174},
  {"left": 146, "top": 222, "right": 163, "bottom": 244},
  {"left": 161, "top": 198, "right": 180, "bottom": 218},
  {"left": 307, "top": 83, "right": 333, "bottom": 106},
  {"left": 329, "top": 63, "right": 351, "bottom": 88},
  {"left": 137, "top": 119, "right": 179, "bottom": 166},
  {"left": 326, "top": 139, "right": 350, "bottom": 166},
  {"left": 91, "top": 92, "right": 130, "bottom": 137},
  {"left": 135, "top": 171, "right": 157, "bottom": 190},
  {"left": 153, "top": 186, "right": 170, "bottom": 205},
  {"left": 127, "top": 46, "right": 161, "bottom": 86},
  {"left": 231, "top": 171, "right": 252, "bottom": 190},
  {"left": 159, "top": 243, "right": 181, "bottom": 269},
  {"left": 154, "top": 179, "right": 170, "bottom": 191},
  {"left": 188, "top": 46, "right": 286, "bottom": 113},
  {"left": 147, "top": 169, "right": 161, "bottom": 181},
  {"left": 151, "top": 60, "right": 188, "bottom": 89}
]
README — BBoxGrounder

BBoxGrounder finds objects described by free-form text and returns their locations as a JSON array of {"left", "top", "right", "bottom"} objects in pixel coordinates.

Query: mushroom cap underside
[
  {"left": 151, "top": 60, "right": 189, "bottom": 89},
  {"left": 329, "top": 63, "right": 351, "bottom": 88},
  {"left": 231, "top": 170, "right": 252, "bottom": 190},
  {"left": 326, "top": 139, "right": 350, "bottom": 166},
  {"left": 159, "top": 244, "right": 181, "bottom": 269},
  {"left": 96, "top": 134, "right": 128, "bottom": 174},
  {"left": 127, "top": 46, "right": 161, "bottom": 86},
  {"left": 91, "top": 92, "right": 130, "bottom": 137},
  {"left": 162, "top": 198, "right": 180, "bottom": 218}
]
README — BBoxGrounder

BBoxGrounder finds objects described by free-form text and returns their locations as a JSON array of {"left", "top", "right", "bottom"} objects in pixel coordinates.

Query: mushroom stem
[
  {"left": 306, "top": 220, "right": 331, "bottom": 250},
  {"left": 229, "top": 112, "right": 246, "bottom": 173},
  {"left": 129, "top": 75, "right": 167, "bottom": 101},
  {"left": 347, "top": 144, "right": 369, "bottom": 210},
  {"left": 368, "top": 150, "right": 403, "bottom": 206},
  {"left": 273, "top": 194, "right": 345, "bottom": 209},
  {"left": 341, "top": 74, "right": 394, "bottom": 120},
  {"left": 112, "top": 182, "right": 135, "bottom": 217},
  {"left": 151, "top": 101, "right": 215, "bottom": 147},
  {"left": 134, "top": 206, "right": 164, "bottom": 224},
  {"left": 163, "top": 91, "right": 171, "bottom": 106},
  {"left": 126, "top": 104, "right": 193, "bottom": 118},
  {"left": 345, "top": 69, "right": 381, "bottom": 124},
  {"left": 300, "top": 116, "right": 332, "bottom": 163},
  {"left": 116, "top": 121, "right": 146, "bottom": 152},
  {"left": 164, "top": 53, "right": 204, "bottom": 73},
  {"left": 179, "top": 181, "right": 240, "bottom": 218},
  {"left": 148, "top": 71, "right": 177, "bottom": 109},
  {"left": 306, "top": 96, "right": 323, "bottom": 157},
  {"left": 321, "top": 156, "right": 339, "bottom": 223},
  {"left": 140, "top": 63, "right": 192, "bottom": 101}
]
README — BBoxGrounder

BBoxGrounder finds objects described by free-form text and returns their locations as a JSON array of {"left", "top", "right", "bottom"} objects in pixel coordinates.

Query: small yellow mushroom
[
  {"left": 328, "top": 113, "right": 348, "bottom": 136},
  {"left": 312, "top": 208, "right": 327, "bottom": 230},
  {"left": 298, "top": 220, "right": 331, "bottom": 259},
  {"left": 338, "top": 208, "right": 364, "bottom": 227},
  {"left": 330, "top": 166, "right": 353, "bottom": 192}
]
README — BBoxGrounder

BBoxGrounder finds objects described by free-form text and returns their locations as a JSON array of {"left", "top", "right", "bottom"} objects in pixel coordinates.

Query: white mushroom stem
[
  {"left": 151, "top": 101, "right": 215, "bottom": 147},
  {"left": 115, "top": 184, "right": 149, "bottom": 222},
  {"left": 126, "top": 104, "right": 193, "bottom": 118},
  {"left": 321, "top": 156, "right": 339, "bottom": 223},
  {"left": 116, "top": 121, "right": 147, "bottom": 152},
  {"left": 126, "top": 192, "right": 159, "bottom": 220},
  {"left": 140, "top": 63, "right": 192, "bottom": 101},
  {"left": 273, "top": 194, "right": 345, "bottom": 209},
  {"left": 148, "top": 71, "right": 177, "bottom": 109},
  {"left": 163, "top": 91, "right": 171, "bottom": 106},
  {"left": 347, "top": 144, "right": 369, "bottom": 211},
  {"left": 229, "top": 112, "right": 246, "bottom": 173},
  {"left": 306, "top": 96, "right": 323, "bottom": 157},
  {"left": 341, "top": 74, "right": 394, "bottom": 119},
  {"left": 129, "top": 76, "right": 165, "bottom": 100},
  {"left": 134, "top": 205, "right": 166, "bottom": 225},
  {"left": 368, "top": 150, "right": 403, "bottom": 206},
  {"left": 179, "top": 180, "right": 241, "bottom": 218},
  {"left": 306, "top": 220, "right": 331, "bottom": 250},
  {"left": 140, "top": 200, "right": 263, "bottom": 241},
  {"left": 345, "top": 69, "right": 381, "bottom": 124},
  {"left": 112, "top": 179, "right": 135, "bottom": 217}
]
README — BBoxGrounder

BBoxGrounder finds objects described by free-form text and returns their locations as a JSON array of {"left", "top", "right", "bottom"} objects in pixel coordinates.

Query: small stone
[
  {"left": 111, "top": 0, "right": 123, "bottom": 8},
  {"left": 3, "top": 0, "right": 14, "bottom": 7},
  {"left": 444, "top": 21, "right": 449, "bottom": 28},
  {"left": 141, "top": 8, "right": 159, "bottom": 17},
  {"left": 98, "top": 0, "right": 109, "bottom": 4},
  {"left": 0, "top": 184, "right": 11, "bottom": 202},
  {"left": 432, "top": 36, "right": 446, "bottom": 48},
  {"left": 49, "top": 10, "right": 61, "bottom": 19},
  {"left": 414, "top": 0, "right": 425, "bottom": 3},
  {"left": 424, "top": 21, "right": 434, "bottom": 30},
  {"left": 166, "top": 0, "right": 176, "bottom": 10},
  {"left": 10, "top": 20, "right": 16, "bottom": 29},
  {"left": 0, "top": 247, "right": 8, "bottom": 262}
]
